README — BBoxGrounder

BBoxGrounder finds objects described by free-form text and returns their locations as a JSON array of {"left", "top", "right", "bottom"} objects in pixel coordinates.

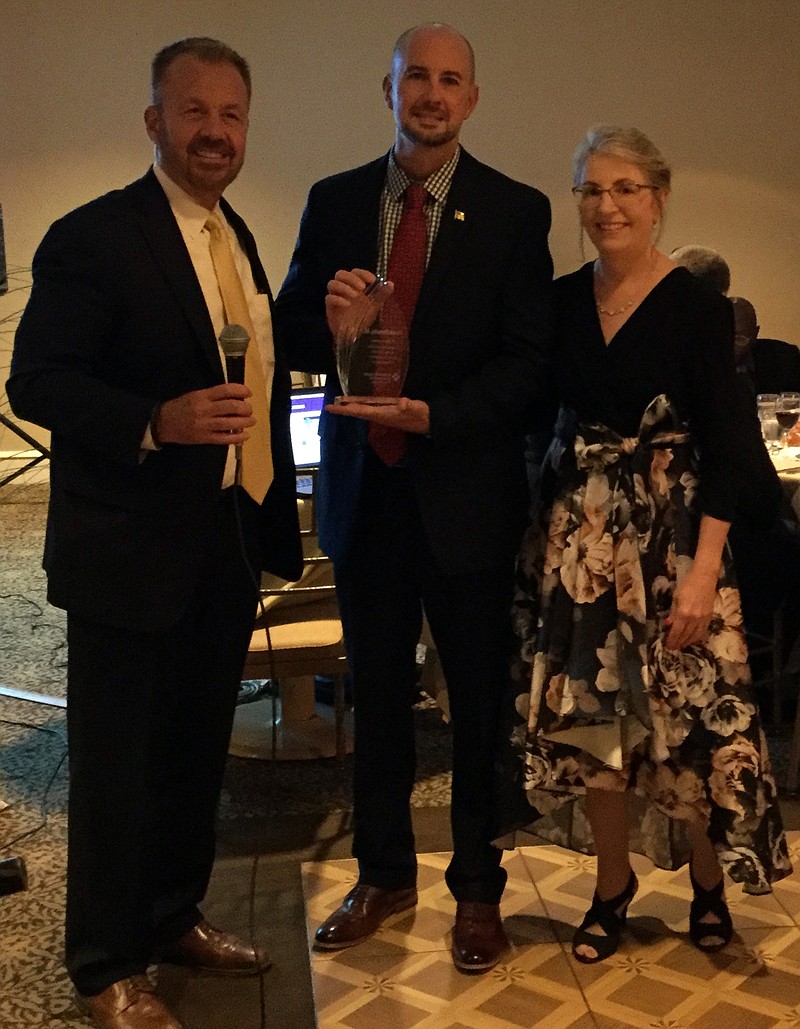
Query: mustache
[
  {"left": 410, "top": 104, "right": 446, "bottom": 117},
  {"left": 188, "top": 137, "right": 235, "bottom": 157}
]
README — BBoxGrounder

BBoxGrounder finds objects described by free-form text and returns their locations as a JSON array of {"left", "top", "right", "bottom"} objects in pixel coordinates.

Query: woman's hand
[
  {"left": 665, "top": 564, "right": 718, "bottom": 650},
  {"left": 664, "top": 514, "right": 729, "bottom": 651}
]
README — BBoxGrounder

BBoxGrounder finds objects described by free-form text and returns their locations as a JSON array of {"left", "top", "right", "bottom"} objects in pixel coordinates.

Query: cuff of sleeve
[
  {"left": 424, "top": 400, "right": 437, "bottom": 440},
  {"left": 144, "top": 403, "right": 163, "bottom": 451}
]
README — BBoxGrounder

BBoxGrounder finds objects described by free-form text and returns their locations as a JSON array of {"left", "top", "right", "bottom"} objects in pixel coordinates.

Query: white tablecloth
[{"left": 773, "top": 447, "right": 800, "bottom": 520}]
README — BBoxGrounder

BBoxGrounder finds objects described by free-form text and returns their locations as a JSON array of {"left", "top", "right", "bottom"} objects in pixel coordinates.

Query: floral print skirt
[{"left": 495, "top": 396, "right": 790, "bottom": 892}]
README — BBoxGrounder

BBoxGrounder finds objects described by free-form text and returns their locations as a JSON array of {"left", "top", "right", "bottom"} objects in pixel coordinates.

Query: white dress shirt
[{"left": 145, "top": 164, "right": 274, "bottom": 488}]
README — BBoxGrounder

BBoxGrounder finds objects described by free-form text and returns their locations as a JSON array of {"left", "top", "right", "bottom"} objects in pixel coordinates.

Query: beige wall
[{"left": 2, "top": 0, "right": 798, "bottom": 452}]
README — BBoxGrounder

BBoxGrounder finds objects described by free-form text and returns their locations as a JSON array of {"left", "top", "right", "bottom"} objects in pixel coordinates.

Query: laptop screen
[{"left": 290, "top": 389, "right": 325, "bottom": 468}]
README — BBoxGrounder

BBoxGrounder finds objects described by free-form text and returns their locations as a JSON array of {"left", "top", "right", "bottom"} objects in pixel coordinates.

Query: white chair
[{"left": 229, "top": 470, "right": 351, "bottom": 763}]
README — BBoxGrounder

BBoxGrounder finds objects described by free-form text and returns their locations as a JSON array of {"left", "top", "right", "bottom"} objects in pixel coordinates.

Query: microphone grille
[{"left": 218, "top": 323, "right": 250, "bottom": 358}]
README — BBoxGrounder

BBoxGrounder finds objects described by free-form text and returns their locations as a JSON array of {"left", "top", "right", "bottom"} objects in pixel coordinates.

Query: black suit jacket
[
  {"left": 275, "top": 149, "right": 554, "bottom": 572},
  {"left": 752, "top": 337, "right": 800, "bottom": 396},
  {"left": 8, "top": 170, "right": 302, "bottom": 631}
]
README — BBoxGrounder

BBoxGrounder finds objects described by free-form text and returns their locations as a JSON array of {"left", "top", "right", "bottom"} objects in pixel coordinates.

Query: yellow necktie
[{"left": 205, "top": 212, "right": 273, "bottom": 503}]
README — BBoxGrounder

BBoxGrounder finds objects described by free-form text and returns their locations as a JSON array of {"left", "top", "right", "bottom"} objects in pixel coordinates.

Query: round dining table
[
  {"left": 773, "top": 446, "right": 800, "bottom": 520},
  {"left": 766, "top": 445, "right": 800, "bottom": 792}
]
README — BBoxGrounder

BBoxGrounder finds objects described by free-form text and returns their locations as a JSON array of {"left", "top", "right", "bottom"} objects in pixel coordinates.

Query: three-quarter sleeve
[{"left": 685, "top": 288, "right": 743, "bottom": 522}]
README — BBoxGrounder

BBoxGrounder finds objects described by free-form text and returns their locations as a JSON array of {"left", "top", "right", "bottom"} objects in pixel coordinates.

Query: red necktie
[{"left": 370, "top": 183, "right": 428, "bottom": 465}]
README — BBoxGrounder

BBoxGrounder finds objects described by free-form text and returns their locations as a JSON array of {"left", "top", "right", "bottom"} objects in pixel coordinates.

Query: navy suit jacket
[
  {"left": 275, "top": 149, "right": 554, "bottom": 573},
  {"left": 8, "top": 170, "right": 302, "bottom": 631}
]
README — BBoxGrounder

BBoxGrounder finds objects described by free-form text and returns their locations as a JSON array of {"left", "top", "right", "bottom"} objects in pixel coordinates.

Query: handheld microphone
[
  {"left": 218, "top": 324, "right": 251, "bottom": 484},
  {"left": 218, "top": 323, "right": 250, "bottom": 385}
]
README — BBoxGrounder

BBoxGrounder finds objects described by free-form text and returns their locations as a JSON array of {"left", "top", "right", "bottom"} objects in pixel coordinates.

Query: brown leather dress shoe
[
  {"left": 314, "top": 883, "right": 418, "bottom": 950},
  {"left": 451, "top": 901, "right": 510, "bottom": 972},
  {"left": 74, "top": 976, "right": 183, "bottom": 1029},
  {"left": 161, "top": 919, "right": 271, "bottom": 975}
]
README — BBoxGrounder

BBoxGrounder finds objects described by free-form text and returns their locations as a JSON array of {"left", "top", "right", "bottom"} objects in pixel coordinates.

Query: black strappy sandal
[
  {"left": 572, "top": 870, "right": 638, "bottom": 964},
  {"left": 689, "top": 869, "right": 733, "bottom": 952}
]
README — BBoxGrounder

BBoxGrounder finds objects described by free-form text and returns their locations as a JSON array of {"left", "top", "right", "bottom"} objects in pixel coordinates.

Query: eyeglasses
[{"left": 571, "top": 181, "right": 658, "bottom": 205}]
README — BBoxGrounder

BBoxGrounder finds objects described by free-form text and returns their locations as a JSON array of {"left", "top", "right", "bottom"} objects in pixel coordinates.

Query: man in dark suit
[
  {"left": 8, "top": 38, "right": 301, "bottom": 1029},
  {"left": 275, "top": 23, "right": 553, "bottom": 972},
  {"left": 727, "top": 296, "right": 800, "bottom": 681},
  {"left": 731, "top": 296, "right": 800, "bottom": 397}
]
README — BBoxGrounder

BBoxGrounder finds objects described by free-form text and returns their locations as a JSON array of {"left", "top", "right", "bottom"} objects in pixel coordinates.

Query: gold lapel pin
[{"left": 454, "top": 210, "right": 465, "bottom": 221}]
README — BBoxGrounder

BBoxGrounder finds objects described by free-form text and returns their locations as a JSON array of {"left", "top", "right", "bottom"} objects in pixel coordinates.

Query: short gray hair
[
  {"left": 670, "top": 245, "right": 731, "bottom": 294},
  {"left": 151, "top": 37, "right": 251, "bottom": 105}
]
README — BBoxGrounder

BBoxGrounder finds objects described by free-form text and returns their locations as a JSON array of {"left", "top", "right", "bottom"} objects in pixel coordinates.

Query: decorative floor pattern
[{"left": 303, "top": 832, "right": 800, "bottom": 1029}]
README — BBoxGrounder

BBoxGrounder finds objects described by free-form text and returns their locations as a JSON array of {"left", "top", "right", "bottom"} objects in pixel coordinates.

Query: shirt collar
[
  {"left": 385, "top": 146, "right": 461, "bottom": 205},
  {"left": 152, "top": 163, "right": 224, "bottom": 240}
]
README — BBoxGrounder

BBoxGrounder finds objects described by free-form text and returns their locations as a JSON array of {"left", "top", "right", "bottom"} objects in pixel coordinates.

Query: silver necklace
[
  {"left": 594, "top": 252, "right": 657, "bottom": 317},
  {"left": 596, "top": 296, "right": 636, "bottom": 317}
]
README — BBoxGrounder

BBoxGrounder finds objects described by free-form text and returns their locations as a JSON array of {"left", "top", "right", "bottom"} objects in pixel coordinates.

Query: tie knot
[
  {"left": 404, "top": 184, "right": 428, "bottom": 211},
  {"left": 205, "top": 212, "right": 226, "bottom": 238}
]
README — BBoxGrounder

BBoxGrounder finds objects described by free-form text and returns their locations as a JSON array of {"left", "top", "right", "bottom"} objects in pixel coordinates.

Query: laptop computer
[{"left": 290, "top": 388, "right": 325, "bottom": 494}]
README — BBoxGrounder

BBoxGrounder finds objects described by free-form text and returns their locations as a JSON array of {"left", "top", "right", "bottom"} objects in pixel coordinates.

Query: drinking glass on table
[
  {"left": 757, "top": 393, "right": 781, "bottom": 451},
  {"left": 776, "top": 392, "right": 800, "bottom": 445}
]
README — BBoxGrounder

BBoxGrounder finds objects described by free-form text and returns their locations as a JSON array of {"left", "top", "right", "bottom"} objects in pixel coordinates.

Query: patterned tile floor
[{"left": 303, "top": 832, "right": 800, "bottom": 1029}]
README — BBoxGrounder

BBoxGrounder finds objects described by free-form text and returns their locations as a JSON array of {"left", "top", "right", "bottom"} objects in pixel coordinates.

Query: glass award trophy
[{"left": 333, "top": 276, "right": 409, "bottom": 404}]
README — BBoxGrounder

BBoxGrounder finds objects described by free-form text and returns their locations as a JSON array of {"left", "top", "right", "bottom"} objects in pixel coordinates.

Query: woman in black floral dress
[{"left": 495, "top": 126, "right": 790, "bottom": 963}]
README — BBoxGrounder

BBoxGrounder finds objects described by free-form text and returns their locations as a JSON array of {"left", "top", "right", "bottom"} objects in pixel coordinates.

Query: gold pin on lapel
[{"left": 454, "top": 210, "right": 465, "bottom": 221}]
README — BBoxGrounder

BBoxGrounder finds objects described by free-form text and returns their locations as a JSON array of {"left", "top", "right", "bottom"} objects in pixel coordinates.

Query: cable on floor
[{"left": 0, "top": 718, "right": 67, "bottom": 852}]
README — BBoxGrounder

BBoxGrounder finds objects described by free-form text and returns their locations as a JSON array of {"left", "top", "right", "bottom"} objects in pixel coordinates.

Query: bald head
[
  {"left": 390, "top": 23, "right": 476, "bottom": 83},
  {"left": 731, "top": 296, "right": 759, "bottom": 341}
]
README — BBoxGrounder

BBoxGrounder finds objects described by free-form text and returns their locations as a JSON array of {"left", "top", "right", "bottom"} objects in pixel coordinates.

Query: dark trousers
[
  {"left": 334, "top": 459, "right": 512, "bottom": 904},
  {"left": 64, "top": 489, "right": 260, "bottom": 996}
]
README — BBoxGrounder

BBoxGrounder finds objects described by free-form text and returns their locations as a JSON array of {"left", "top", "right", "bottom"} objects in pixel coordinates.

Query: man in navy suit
[
  {"left": 8, "top": 38, "right": 301, "bottom": 1029},
  {"left": 275, "top": 23, "right": 553, "bottom": 971}
]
